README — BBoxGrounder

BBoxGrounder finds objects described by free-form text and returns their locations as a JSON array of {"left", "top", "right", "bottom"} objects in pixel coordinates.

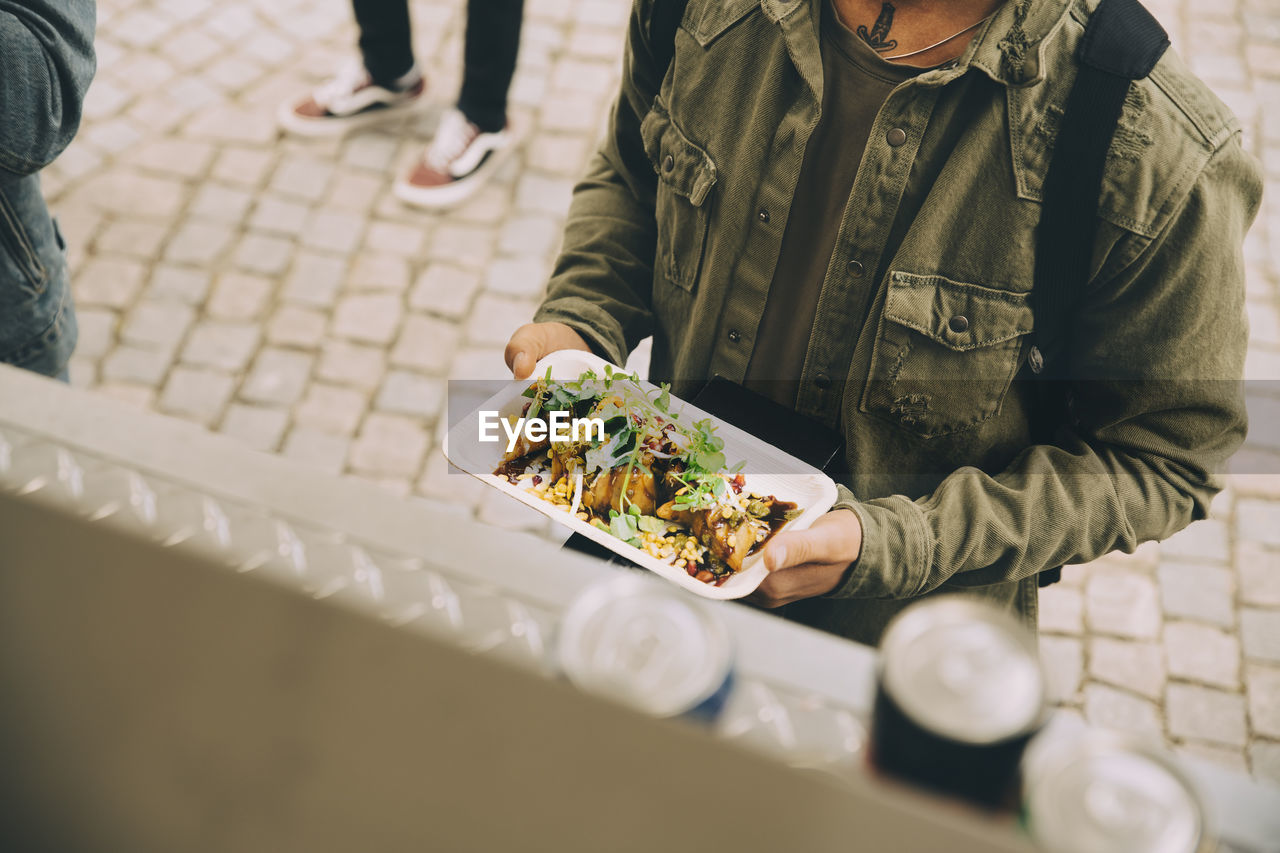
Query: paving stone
[
  {"left": 1166, "top": 684, "right": 1248, "bottom": 747},
  {"left": 316, "top": 340, "right": 386, "bottom": 389},
  {"left": 188, "top": 184, "right": 254, "bottom": 225},
  {"left": 120, "top": 300, "right": 195, "bottom": 349},
  {"left": 1165, "top": 621, "right": 1242, "bottom": 689},
  {"left": 466, "top": 295, "right": 539, "bottom": 347},
  {"left": 515, "top": 173, "right": 576, "bottom": 216},
  {"left": 271, "top": 157, "right": 336, "bottom": 202},
  {"left": 1088, "top": 637, "right": 1167, "bottom": 699},
  {"left": 428, "top": 223, "right": 494, "bottom": 268},
  {"left": 75, "top": 257, "right": 147, "bottom": 308},
  {"left": 1159, "top": 519, "right": 1231, "bottom": 564},
  {"left": 1158, "top": 562, "right": 1236, "bottom": 628},
  {"left": 233, "top": 233, "right": 295, "bottom": 276},
  {"left": 267, "top": 305, "right": 327, "bottom": 348},
  {"left": 184, "top": 104, "right": 277, "bottom": 144},
  {"left": 1038, "top": 585, "right": 1084, "bottom": 634},
  {"left": 249, "top": 195, "right": 310, "bottom": 236},
  {"left": 1252, "top": 664, "right": 1280, "bottom": 741},
  {"left": 282, "top": 252, "right": 347, "bottom": 307},
  {"left": 212, "top": 146, "right": 276, "bottom": 187},
  {"left": 1237, "top": 542, "right": 1280, "bottom": 606},
  {"left": 301, "top": 209, "right": 366, "bottom": 254},
  {"left": 349, "top": 252, "right": 411, "bottom": 292},
  {"left": 159, "top": 367, "right": 235, "bottom": 425},
  {"left": 94, "top": 220, "right": 170, "bottom": 258},
  {"left": 164, "top": 220, "right": 236, "bottom": 265},
  {"left": 72, "top": 308, "right": 117, "bottom": 360},
  {"left": 181, "top": 321, "right": 261, "bottom": 372},
  {"left": 390, "top": 314, "right": 461, "bottom": 374},
  {"left": 1242, "top": 609, "right": 1280, "bottom": 662},
  {"left": 218, "top": 404, "right": 289, "bottom": 452},
  {"left": 294, "top": 383, "right": 367, "bottom": 436},
  {"left": 1239, "top": 498, "right": 1280, "bottom": 546},
  {"left": 323, "top": 171, "right": 384, "bottom": 212},
  {"left": 205, "top": 55, "right": 265, "bottom": 92},
  {"left": 348, "top": 413, "right": 430, "bottom": 477},
  {"left": 282, "top": 427, "right": 350, "bottom": 476},
  {"left": 241, "top": 348, "right": 313, "bottom": 406},
  {"left": 1250, "top": 740, "right": 1280, "bottom": 786},
  {"left": 485, "top": 256, "right": 548, "bottom": 298},
  {"left": 207, "top": 273, "right": 273, "bottom": 321},
  {"left": 453, "top": 183, "right": 516, "bottom": 226},
  {"left": 342, "top": 134, "right": 399, "bottom": 172},
  {"left": 376, "top": 371, "right": 446, "bottom": 419},
  {"left": 449, "top": 346, "right": 511, "bottom": 380},
  {"left": 409, "top": 264, "right": 482, "bottom": 320},
  {"left": 1040, "top": 635, "right": 1083, "bottom": 703},
  {"left": 1083, "top": 684, "right": 1162, "bottom": 737},
  {"left": 498, "top": 214, "right": 563, "bottom": 256},
  {"left": 101, "top": 345, "right": 172, "bottom": 386},
  {"left": 77, "top": 171, "right": 188, "bottom": 218},
  {"left": 1085, "top": 571, "right": 1162, "bottom": 638},
  {"left": 332, "top": 293, "right": 403, "bottom": 344},
  {"left": 365, "top": 221, "right": 426, "bottom": 256}
]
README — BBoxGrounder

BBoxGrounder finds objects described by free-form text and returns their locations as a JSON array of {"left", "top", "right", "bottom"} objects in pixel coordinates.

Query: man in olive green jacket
[{"left": 504, "top": 0, "right": 1262, "bottom": 645}]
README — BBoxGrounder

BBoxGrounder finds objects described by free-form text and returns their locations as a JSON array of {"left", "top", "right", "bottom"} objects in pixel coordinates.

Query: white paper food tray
[{"left": 442, "top": 351, "right": 839, "bottom": 600}]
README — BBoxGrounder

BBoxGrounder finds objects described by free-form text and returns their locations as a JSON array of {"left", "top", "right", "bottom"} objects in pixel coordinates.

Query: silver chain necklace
[{"left": 881, "top": 12, "right": 996, "bottom": 61}]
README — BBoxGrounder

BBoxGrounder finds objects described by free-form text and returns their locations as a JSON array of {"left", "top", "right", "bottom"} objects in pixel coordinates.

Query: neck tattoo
[{"left": 856, "top": 3, "right": 899, "bottom": 52}]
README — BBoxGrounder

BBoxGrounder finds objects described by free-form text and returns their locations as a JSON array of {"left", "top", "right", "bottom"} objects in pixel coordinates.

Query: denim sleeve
[{"left": 0, "top": 0, "right": 96, "bottom": 178}]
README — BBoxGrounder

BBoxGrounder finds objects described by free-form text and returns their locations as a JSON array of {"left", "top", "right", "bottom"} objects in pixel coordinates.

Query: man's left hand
[{"left": 749, "top": 508, "right": 863, "bottom": 609}]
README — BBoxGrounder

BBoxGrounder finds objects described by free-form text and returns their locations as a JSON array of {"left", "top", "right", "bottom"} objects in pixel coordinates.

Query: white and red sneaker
[
  {"left": 277, "top": 61, "right": 426, "bottom": 137},
  {"left": 393, "top": 108, "right": 521, "bottom": 210}
]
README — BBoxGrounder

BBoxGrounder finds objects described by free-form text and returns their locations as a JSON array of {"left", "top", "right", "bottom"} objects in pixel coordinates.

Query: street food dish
[{"left": 495, "top": 366, "right": 799, "bottom": 586}]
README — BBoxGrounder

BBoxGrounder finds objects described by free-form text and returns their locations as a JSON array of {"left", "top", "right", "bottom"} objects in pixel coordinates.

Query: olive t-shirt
[{"left": 744, "top": 0, "right": 922, "bottom": 407}]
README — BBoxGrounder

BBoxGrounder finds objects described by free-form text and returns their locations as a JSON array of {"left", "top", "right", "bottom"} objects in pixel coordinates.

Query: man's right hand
[{"left": 503, "top": 322, "right": 593, "bottom": 379}]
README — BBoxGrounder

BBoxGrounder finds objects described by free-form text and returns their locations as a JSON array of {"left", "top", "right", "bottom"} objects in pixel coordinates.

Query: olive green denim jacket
[{"left": 533, "top": 0, "right": 1263, "bottom": 644}]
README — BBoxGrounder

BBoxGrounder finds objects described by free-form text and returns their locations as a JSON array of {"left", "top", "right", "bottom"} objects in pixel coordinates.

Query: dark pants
[{"left": 353, "top": 0, "right": 524, "bottom": 133}]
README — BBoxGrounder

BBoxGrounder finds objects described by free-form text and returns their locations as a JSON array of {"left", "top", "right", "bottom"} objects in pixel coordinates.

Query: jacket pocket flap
[
  {"left": 883, "top": 272, "right": 1034, "bottom": 352},
  {"left": 641, "top": 101, "right": 717, "bottom": 207}
]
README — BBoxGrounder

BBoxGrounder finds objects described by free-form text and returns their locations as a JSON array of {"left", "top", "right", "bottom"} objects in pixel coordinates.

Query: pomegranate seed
[{"left": 532, "top": 475, "right": 543, "bottom": 485}]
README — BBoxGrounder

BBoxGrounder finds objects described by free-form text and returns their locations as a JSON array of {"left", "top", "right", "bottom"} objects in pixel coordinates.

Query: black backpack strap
[
  {"left": 650, "top": 0, "right": 691, "bottom": 83},
  {"left": 1030, "top": 0, "right": 1168, "bottom": 587}
]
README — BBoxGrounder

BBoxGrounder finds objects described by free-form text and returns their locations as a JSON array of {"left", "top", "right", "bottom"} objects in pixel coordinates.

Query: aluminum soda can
[
  {"left": 869, "top": 596, "right": 1048, "bottom": 809},
  {"left": 1022, "top": 730, "right": 1208, "bottom": 853},
  {"left": 556, "top": 575, "right": 734, "bottom": 720}
]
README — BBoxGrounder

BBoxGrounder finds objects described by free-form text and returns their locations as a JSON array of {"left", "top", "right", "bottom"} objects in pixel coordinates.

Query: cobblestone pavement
[{"left": 42, "top": 0, "right": 1280, "bottom": 785}]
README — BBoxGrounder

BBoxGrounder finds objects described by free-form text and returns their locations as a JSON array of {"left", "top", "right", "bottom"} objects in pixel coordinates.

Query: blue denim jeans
[{"left": 0, "top": 173, "right": 77, "bottom": 380}]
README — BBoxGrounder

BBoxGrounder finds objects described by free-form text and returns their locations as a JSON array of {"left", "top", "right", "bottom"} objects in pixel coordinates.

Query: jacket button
[
  {"left": 847, "top": 260, "right": 864, "bottom": 277},
  {"left": 948, "top": 315, "right": 969, "bottom": 333},
  {"left": 758, "top": 207, "right": 771, "bottom": 223},
  {"left": 886, "top": 128, "right": 907, "bottom": 147},
  {"left": 662, "top": 154, "right": 674, "bottom": 173},
  {"left": 815, "top": 373, "right": 832, "bottom": 390},
  {"left": 727, "top": 329, "right": 741, "bottom": 343}
]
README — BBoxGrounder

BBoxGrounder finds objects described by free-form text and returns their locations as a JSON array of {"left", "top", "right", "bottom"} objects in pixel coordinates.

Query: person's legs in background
[
  {"left": 456, "top": 0, "right": 524, "bottom": 134},
  {"left": 277, "top": 0, "right": 425, "bottom": 136},
  {"left": 394, "top": 0, "right": 526, "bottom": 209},
  {"left": 353, "top": 0, "right": 417, "bottom": 87}
]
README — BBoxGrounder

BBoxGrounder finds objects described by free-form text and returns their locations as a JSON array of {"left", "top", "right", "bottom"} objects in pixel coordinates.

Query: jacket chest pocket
[
  {"left": 640, "top": 99, "right": 716, "bottom": 293},
  {"left": 861, "top": 272, "right": 1034, "bottom": 438}
]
